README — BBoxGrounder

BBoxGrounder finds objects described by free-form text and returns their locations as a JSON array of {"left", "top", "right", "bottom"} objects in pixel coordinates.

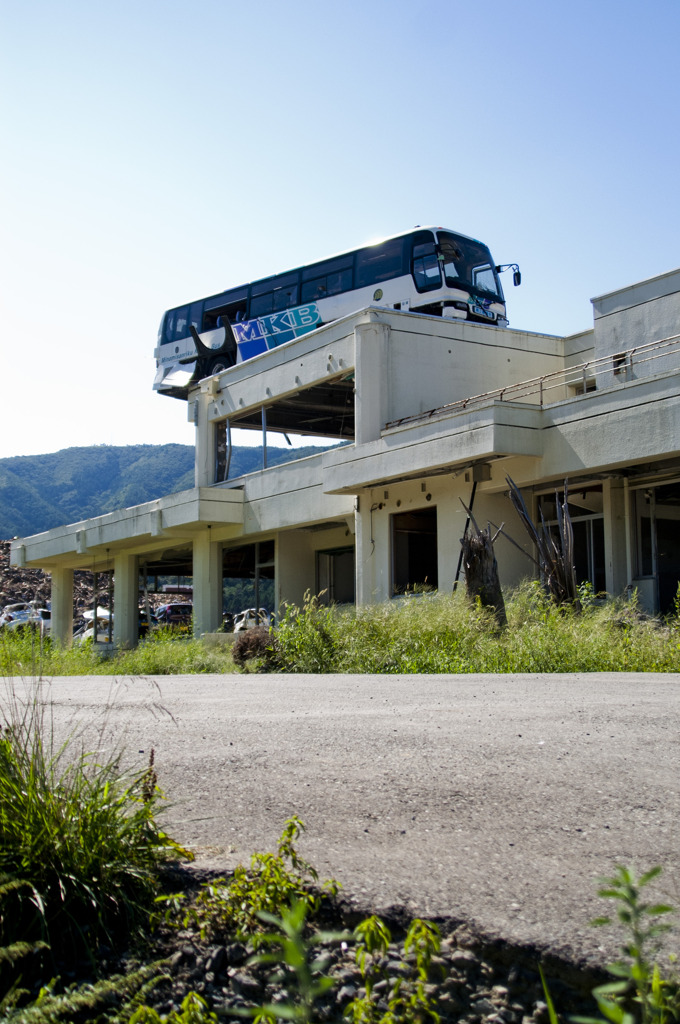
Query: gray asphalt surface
[{"left": 11, "top": 672, "right": 680, "bottom": 967}]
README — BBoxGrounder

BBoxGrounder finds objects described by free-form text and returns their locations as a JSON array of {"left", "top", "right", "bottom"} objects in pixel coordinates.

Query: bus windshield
[{"left": 437, "top": 231, "right": 503, "bottom": 300}]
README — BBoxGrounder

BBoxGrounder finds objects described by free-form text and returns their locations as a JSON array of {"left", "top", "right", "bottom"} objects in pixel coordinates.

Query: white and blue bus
[{"left": 153, "top": 226, "right": 520, "bottom": 398}]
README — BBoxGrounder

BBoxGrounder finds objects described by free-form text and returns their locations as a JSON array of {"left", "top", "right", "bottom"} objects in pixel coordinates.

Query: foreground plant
[
  {"left": 247, "top": 899, "right": 347, "bottom": 1024},
  {"left": 345, "top": 914, "right": 441, "bottom": 1024},
  {"left": 576, "top": 865, "right": 679, "bottom": 1024},
  {"left": 161, "top": 817, "right": 339, "bottom": 945},
  {"left": 533, "top": 865, "right": 680, "bottom": 1024},
  {"left": 0, "top": 681, "right": 190, "bottom": 993}
]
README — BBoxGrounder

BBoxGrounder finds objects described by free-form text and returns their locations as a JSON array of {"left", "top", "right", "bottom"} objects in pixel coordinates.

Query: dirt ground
[{"left": 12, "top": 670, "right": 680, "bottom": 969}]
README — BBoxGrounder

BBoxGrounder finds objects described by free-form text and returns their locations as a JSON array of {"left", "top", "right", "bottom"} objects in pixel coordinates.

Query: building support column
[
  {"left": 603, "top": 478, "right": 629, "bottom": 597},
  {"left": 50, "top": 567, "right": 74, "bottom": 646},
  {"left": 194, "top": 386, "right": 217, "bottom": 487},
  {"left": 193, "top": 529, "right": 222, "bottom": 637},
  {"left": 355, "top": 495, "right": 390, "bottom": 606},
  {"left": 354, "top": 317, "right": 390, "bottom": 445},
  {"left": 113, "top": 553, "right": 139, "bottom": 649}
]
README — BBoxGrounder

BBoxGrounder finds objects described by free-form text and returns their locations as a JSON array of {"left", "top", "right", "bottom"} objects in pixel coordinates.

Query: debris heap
[{"left": 0, "top": 540, "right": 99, "bottom": 615}]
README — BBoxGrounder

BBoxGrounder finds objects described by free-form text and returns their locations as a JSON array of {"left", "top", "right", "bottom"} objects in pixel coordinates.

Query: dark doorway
[
  {"left": 317, "top": 547, "right": 355, "bottom": 604},
  {"left": 391, "top": 507, "right": 438, "bottom": 594}
]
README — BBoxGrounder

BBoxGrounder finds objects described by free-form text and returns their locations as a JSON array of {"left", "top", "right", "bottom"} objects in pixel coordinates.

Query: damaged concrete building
[{"left": 11, "top": 267, "right": 680, "bottom": 647}]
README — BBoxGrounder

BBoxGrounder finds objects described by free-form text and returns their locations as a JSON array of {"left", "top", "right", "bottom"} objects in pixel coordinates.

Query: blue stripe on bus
[{"left": 233, "top": 303, "right": 322, "bottom": 359}]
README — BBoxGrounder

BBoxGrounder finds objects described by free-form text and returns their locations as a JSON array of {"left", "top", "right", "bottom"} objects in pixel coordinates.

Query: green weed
[
  {"left": 538, "top": 865, "right": 680, "bottom": 1024},
  {"left": 575, "top": 866, "right": 680, "bottom": 1024},
  {"left": 246, "top": 899, "right": 347, "bottom": 1024},
  {"left": 127, "top": 990, "right": 218, "bottom": 1023},
  {"left": 160, "top": 817, "right": 339, "bottom": 945},
  {"left": 345, "top": 915, "right": 441, "bottom": 1024},
  {"left": 0, "top": 680, "right": 190, "bottom": 988},
  {"left": 0, "top": 629, "right": 238, "bottom": 677}
]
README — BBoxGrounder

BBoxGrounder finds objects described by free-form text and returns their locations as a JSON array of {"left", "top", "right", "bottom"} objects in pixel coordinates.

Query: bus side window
[
  {"left": 327, "top": 267, "right": 352, "bottom": 295},
  {"left": 251, "top": 272, "right": 298, "bottom": 318},
  {"left": 162, "top": 310, "right": 176, "bottom": 344},
  {"left": 272, "top": 283, "right": 298, "bottom": 312},
  {"left": 355, "top": 238, "right": 405, "bottom": 289},
  {"left": 250, "top": 292, "right": 274, "bottom": 318},
  {"left": 189, "top": 301, "right": 203, "bottom": 333},
  {"left": 301, "top": 277, "right": 327, "bottom": 302},
  {"left": 301, "top": 258, "right": 353, "bottom": 302},
  {"left": 412, "top": 242, "right": 441, "bottom": 291},
  {"left": 174, "top": 306, "right": 189, "bottom": 340}
]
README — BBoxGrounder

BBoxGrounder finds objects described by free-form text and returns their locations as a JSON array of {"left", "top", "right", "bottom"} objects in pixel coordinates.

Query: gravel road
[{"left": 14, "top": 671, "right": 680, "bottom": 968}]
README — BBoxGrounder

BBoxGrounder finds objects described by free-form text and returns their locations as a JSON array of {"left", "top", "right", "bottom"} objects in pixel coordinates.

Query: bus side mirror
[{"left": 496, "top": 263, "right": 522, "bottom": 287}]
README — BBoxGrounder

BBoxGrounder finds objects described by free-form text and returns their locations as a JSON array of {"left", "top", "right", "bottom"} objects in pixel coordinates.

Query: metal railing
[{"left": 386, "top": 332, "right": 680, "bottom": 430}]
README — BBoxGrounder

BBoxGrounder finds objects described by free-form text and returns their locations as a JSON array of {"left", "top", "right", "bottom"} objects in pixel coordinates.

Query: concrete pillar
[
  {"left": 50, "top": 567, "right": 74, "bottom": 646},
  {"left": 113, "top": 553, "right": 139, "bottom": 649},
  {"left": 603, "top": 478, "right": 629, "bottom": 597},
  {"left": 355, "top": 496, "right": 390, "bottom": 606},
  {"left": 193, "top": 529, "right": 222, "bottom": 636},
  {"left": 194, "top": 389, "right": 217, "bottom": 487},
  {"left": 275, "top": 531, "right": 315, "bottom": 610},
  {"left": 354, "top": 317, "right": 390, "bottom": 445}
]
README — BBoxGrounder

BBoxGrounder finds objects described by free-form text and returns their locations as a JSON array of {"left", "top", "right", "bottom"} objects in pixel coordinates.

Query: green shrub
[
  {"left": 159, "top": 816, "right": 338, "bottom": 945},
  {"left": 273, "top": 586, "right": 680, "bottom": 674},
  {"left": 0, "top": 681, "right": 190, "bottom": 981}
]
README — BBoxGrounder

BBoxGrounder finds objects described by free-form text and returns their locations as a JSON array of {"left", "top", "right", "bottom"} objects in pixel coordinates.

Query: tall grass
[
  {"left": 273, "top": 584, "right": 680, "bottom": 674},
  {"left": 2, "top": 583, "right": 679, "bottom": 676},
  {"left": 0, "top": 629, "right": 236, "bottom": 677},
  {"left": 0, "top": 680, "right": 188, "bottom": 982}
]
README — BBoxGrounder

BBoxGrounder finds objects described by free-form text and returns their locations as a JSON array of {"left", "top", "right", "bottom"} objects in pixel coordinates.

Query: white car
[
  {"left": 233, "top": 608, "right": 271, "bottom": 632},
  {"left": 0, "top": 602, "right": 51, "bottom": 634}
]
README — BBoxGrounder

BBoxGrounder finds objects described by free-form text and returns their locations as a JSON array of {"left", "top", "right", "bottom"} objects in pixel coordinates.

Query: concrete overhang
[
  {"left": 538, "top": 370, "right": 680, "bottom": 477},
  {"left": 197, "top": 313, "right": 358, "bottom": 438},
  {"left": 11, "top": 486, "right": 244, "bottom": 571},
  {"left": 192, "top": 307, "right": 565, "bottom": 441},
  {"left": 322, "top": 402, "right": 543, "bottom": 494}
]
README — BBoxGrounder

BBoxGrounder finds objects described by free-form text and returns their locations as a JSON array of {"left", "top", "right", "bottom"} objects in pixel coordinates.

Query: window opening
[
  {"left": 537, "top": 487, "right": 605, "bottom": 592},
  {"left": 203, "top": 287, "right": 249, "bottom": 329},
  {"left": 634, "top": 482, "right": 680, "bottom": 612},
  {"left": 222, "top": 541, "right": 276, "bottom": 621}
]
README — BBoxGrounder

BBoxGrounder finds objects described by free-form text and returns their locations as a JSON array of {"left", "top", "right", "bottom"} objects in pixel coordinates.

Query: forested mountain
[{"left": 0, "top": 443, "right": 332, "bottom": 538}]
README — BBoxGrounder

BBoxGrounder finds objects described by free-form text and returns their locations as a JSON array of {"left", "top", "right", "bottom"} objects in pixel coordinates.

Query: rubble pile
[
  {"left": 0, "top": 541, "right": 175, "bottom": 620},
  {"left": 0, "top": 540, "right": 100, "bottom": 615}
]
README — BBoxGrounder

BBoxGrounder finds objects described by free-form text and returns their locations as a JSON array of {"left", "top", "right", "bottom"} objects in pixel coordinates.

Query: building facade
[{"left": 11, "top": 267, "right": 680, "bottom": 646}]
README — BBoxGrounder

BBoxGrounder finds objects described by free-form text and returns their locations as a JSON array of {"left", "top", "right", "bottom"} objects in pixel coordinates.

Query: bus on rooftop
[{"left": 153, "top": 226, "right": 520, "bottom": 399}]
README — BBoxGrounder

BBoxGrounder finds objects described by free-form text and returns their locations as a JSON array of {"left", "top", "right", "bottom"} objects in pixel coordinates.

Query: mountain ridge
[{"left": 0, "top": 442, "right": 333, "bottom": 539}]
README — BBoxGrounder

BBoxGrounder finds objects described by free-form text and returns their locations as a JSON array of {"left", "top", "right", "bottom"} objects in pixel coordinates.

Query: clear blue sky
[{"left": 2, "top": 0, "right": 679, "bottom": 458}]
